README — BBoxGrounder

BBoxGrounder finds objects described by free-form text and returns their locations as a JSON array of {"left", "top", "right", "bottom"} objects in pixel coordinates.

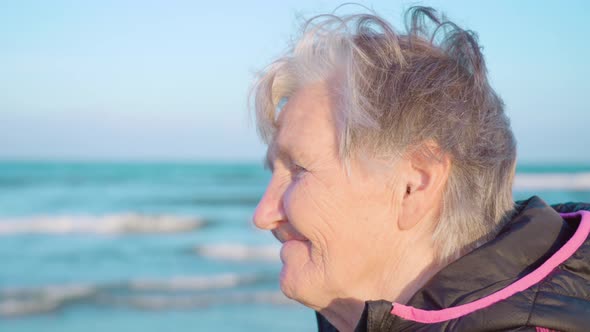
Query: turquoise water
[{"left": 1, "top": 161, "right": 589, "bottom": 331}]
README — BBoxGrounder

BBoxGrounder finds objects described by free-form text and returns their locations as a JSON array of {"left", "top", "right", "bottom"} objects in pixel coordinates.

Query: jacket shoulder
[{"left": 550, "top": 201, "right": 590, "bottom": 213}]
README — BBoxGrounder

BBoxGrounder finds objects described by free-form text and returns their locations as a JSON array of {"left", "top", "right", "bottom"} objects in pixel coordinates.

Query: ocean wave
[
  {"left": 0, "top": 213, "right": 205, "bottom": 235},
  {"left": 514, "top": 172, "right": 590, "bottom": 191},
  {"left": 128, "top": 274, "right": 268, "bottom": 291},
  {"left": 194, "top": 244, "right": 280, "bottom": 262},
  {"left": 0, "top": 273, "right": 281, "bottom": 317},
  {"left": 0, "top": 284, "right": 98, "bottom": 317},
  {"left": 100, "top": 291, "right": 294, "bottom": 310}
]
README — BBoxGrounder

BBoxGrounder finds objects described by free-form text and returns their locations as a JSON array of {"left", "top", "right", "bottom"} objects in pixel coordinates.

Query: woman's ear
[{"left": 398, "top": 143, "right": 451, "bottom": 231}]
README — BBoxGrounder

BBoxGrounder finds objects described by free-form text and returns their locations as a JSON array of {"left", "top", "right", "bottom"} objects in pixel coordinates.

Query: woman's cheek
[
  {"left": 282, "top": 177, "right": 307, "bottom": 224},
  {"left": 298, "top": 176, "right": 339, "bottom": 245}
]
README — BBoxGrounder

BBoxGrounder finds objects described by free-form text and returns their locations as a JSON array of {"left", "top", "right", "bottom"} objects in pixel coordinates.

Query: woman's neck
[{"left": 319, "top": 240, "right": 442, "bottom": 332}]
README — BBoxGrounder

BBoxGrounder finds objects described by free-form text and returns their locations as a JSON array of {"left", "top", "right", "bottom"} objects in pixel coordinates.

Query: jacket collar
[{"left": 317, "top": 196, "right": 579, "bottom": 331}]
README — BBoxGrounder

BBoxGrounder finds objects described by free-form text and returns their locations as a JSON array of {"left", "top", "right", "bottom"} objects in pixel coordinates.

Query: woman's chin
[
  {"left": 279, "top": 239, "right": 313, "bottom": 299},
  {"left": 280, "top": 239, "right": 311, "bottom": 264}
]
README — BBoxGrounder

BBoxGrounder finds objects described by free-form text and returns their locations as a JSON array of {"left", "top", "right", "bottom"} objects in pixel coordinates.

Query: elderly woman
[{"left": 250, "top": 7, "right": 590, "bottom": 332}]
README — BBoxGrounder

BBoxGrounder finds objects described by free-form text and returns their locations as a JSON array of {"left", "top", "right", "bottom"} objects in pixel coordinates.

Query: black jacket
[{"left": 317, "top": 196, "right": 590, "bottom": 331}]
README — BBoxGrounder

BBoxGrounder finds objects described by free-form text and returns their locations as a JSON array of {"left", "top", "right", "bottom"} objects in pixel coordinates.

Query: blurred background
[{"left": 0, "top": 1, "right": 588, "bottom": 331}]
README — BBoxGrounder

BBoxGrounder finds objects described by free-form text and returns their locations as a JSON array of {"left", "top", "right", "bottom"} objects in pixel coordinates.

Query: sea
[{"left": 1, "top": 161, "right": 589, "bottom": 332}]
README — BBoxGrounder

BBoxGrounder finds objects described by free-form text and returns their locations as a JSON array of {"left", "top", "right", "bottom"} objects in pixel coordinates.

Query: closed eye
[{"left": 291, "top": 163, "right": 307, "bottom": 179}]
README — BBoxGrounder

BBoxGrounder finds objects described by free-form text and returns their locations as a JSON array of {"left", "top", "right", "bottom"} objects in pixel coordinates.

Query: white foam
[
  {"left": 0, "top": 273, "right": 277, "bottom": 317},
  {"left": 108, "top": 291, "right": 296, "bottom": 310},
  {"left": 0, "top": 284, "right": 96, "bottom": 317},
  {"left": 194, "top": 243, "right": 280, "bottom": 262},
  {"left": 514, "top": 172, "right": 590, "bottom": 191},
  {"left": 0, "top": 213, "right": 204, "bottom": 235},
  {"left": 0, "top": 298, "right": 61, "bottom": 317},
  {"left": 1, "top": 284, "right": 97, "bottom": 298},
  {"left": 128, "top": 273, "right": 263, "bottom": 291}
]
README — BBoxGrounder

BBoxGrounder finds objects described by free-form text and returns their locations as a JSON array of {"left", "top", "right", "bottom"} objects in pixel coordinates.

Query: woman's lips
[
  {"left": 278, "top": 232, "right": 312, "bottom": 265},
  {"left": 271, "top": 225, "right": 308, "bottom": 243}
]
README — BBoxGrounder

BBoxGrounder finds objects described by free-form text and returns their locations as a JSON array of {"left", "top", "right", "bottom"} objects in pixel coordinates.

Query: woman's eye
[{"left": 291, "top": 163, "right": 307, "bottom": 178}]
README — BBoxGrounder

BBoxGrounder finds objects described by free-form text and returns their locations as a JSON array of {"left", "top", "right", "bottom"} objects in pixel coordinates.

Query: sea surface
[{"left": 1, "top": 161, "right": 589, "bottom": 332}]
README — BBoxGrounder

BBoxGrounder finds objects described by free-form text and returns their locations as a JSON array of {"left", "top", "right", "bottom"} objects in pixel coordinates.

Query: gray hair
[{"left": 250, "top": 6, "right": 517, "bottom": 262}]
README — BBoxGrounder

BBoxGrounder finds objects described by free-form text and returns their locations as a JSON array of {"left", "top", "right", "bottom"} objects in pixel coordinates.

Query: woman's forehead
[
  {"left": 279, "top": 87, "right": 335, "bottom": 134},
  {"left": 277, "top": 82, "right": 335, "bottom": 133},
  {"left": 268, "top": 83, "right": 339, "bottom": 164}
]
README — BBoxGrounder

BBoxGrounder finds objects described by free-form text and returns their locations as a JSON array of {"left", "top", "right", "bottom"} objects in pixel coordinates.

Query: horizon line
[{"left": 0, "top": 157, "right": 589, "bottom": 167}]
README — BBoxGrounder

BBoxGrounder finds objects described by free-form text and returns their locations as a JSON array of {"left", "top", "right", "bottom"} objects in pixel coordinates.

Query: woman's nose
[{"left": 252, "top": 180, "right": 285, "bottom": 231}]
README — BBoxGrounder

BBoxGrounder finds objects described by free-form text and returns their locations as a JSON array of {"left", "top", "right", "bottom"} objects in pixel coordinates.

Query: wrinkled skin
[{"left": 252, "top": 81, "right": 412, "bottom": 311}]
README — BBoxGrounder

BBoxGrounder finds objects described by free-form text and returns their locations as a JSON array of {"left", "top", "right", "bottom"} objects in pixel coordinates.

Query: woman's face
[{"left": 252, "top": 81, "right": 404, "bottom": 310}]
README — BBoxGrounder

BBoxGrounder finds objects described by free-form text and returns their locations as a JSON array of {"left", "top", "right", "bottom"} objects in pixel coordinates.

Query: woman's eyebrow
[
  {"left": 264, "top": 142, "right": 294, "bottom": 171},
  {"left": 264, "top": 142, "right": 281, "bottom": 171},
  {"left": 264, "top": 147, "right": 274, "bottom": 171}
]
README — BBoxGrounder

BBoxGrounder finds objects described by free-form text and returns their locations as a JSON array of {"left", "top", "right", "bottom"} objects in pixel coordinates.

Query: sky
[{"left": 0, "top": 0, "right": 588, "bottom": 163}]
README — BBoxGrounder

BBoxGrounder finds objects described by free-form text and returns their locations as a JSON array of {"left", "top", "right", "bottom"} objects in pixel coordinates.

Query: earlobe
[
  {"left": 399, "top": 180, "right": 425, "bottom": 231},
  {"left": 397, "top": 165, "right": 425, "bottom": 230},
  {"left": 397, "top": 146, "right": 451, "bottom": 231}
]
